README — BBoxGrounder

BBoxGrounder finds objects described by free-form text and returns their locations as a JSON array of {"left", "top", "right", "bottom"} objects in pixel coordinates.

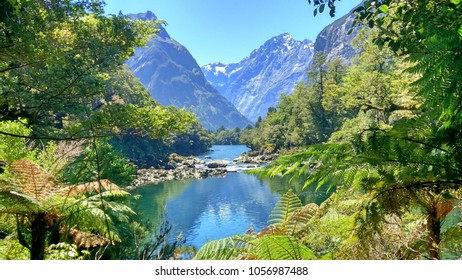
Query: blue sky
[{"left": 104, "top": 0, "right": 362, "bottom": 66}]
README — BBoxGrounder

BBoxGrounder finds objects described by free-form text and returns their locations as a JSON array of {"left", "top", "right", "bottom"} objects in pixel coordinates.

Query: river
[{"left": 131, "top": 145, "right": 331, "bottom": 252}]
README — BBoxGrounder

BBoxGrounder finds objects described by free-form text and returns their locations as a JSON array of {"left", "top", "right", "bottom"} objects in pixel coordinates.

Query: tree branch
[
  {"left": 0, "top": 60, "right": 45, "bottom": 74},
  {"left": 0, "top": 129, "right": 116, "bottom": 141},
  {"left": 372, "top": 179, "right": 462, "bottom": 201}
]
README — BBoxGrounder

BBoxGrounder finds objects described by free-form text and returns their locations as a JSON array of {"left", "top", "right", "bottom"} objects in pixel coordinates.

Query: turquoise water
[
  {"left": 197, "top": 145, "right": 250, "bottom": 162},
  {"left": 132, "top": 145, "right": 330, "bottom": 250}
]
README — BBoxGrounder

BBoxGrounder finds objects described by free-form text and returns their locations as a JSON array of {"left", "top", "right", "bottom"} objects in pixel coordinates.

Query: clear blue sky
[{"left": 103, "top": 0, "right": 362, "bottom": 66}]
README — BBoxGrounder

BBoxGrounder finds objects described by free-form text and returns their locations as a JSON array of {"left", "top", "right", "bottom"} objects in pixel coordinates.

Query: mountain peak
[
  {"left": 254, "top": 33, "right": 311, "bottom": 55},
  {"left": 279, "top": 32, "right": 293, "bottom": 40},
  {"left": 202, "top": 33, "right": 315, "bottom": 122},
  {"left": 265, "top": 33, "right": 294, "bottom": 46},
  {"left": 126, "top": 15, "right": 251, "bottom": 130},
  {"left": 127, "top": 10, "right": 158, "bottom": 21}
]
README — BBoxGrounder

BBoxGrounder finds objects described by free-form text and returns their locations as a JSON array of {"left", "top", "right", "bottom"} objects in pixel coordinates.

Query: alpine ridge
[
  {"left": 202, "top": 8, "right": 359, "bottom": 123},
  {"left": 202, "top": 33, "right": 315, "bottom": 122},
  {"left": 126, "top": 11, "right": 252, "bottom": 130}
]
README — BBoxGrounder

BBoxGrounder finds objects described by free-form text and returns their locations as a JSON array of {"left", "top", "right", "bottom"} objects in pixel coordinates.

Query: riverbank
[{"left": 128, "top": 150, "right": 278, "bottom": 189}]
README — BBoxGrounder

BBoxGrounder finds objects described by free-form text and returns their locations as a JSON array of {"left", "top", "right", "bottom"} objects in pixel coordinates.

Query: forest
[{"left": 1, "top": 0, "right": 462, "bottom": 260}]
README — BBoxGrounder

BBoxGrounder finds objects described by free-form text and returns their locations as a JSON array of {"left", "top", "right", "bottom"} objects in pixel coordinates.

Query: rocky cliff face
[
  {"left": 202, "top": 33, "right": 315, "bottom": 122},
  {"left": 313, "top": 12, "right": 358, "bottom": 63},
  {"left": 126, "top": 11, "right": 252, "bottom": 130}
]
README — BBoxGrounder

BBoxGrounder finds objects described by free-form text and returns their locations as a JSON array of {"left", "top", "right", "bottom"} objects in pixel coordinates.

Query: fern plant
[
  {"left": 0, "top": 159, "right": 135, "bottom": 259},
  {"left": 249, "top": 235, "right": 316, "bottom": 260}
]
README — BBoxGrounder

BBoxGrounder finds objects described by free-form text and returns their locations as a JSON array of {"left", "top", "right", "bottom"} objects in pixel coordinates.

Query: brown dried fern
[{"left": 9, "top": 159, "right": 60, "bottom": 201}]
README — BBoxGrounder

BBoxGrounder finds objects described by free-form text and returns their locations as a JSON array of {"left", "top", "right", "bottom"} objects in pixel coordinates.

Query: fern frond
[
  {"left": 250, "top": 235, "right": 316, "bottom": 260},
  {"left": 269, "top": 189, "right": 302, "bottom": 225},
  {"left": 8, "top": 159, "right": 60, "bottom": 201},
  {"left": 68, "top": 228, "right": 111, "bottom": 248},
  {"left": 61, "top": 179, "right": 124, "bottom": 197},
  {"left": 194, "top": 235, "right": 252, "bottom": 260},
  {"left": 0, "top": 190, "right": 42, "bottom": 214},
  {"left": 284, "top": 203, "right": 319, "bottom": 237}
]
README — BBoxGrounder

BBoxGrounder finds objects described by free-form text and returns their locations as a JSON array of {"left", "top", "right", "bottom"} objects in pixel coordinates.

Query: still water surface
[{"left": 132, "top": 145, "right": 330, "bottom": 250}]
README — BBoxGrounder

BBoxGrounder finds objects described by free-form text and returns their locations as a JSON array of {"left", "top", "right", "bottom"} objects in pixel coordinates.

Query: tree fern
[
  {"left": 284, "top": 203, "right": 319, "bottom": 238},
  {"left": 0, "top": 159, "right": 137, "bottom": 259}
]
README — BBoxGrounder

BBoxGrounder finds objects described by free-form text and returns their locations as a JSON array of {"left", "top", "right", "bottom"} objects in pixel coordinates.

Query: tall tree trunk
[
  {"left": 427, "top": 205, "right": 441, "bottom": 260},
  {"left": 30, "top": 212, "right": 47, "bottom": 260}
]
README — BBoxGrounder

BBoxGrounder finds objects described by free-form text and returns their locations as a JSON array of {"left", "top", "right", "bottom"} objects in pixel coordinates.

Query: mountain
[
  {"left": 126, "top": 11, "right": 252, "bottom": 130},
  {"left": 202, "top": 33, "right": 314, "bottom": 122},
  {"left": 202, "top": 7, "right": 359, "bottom": 123},
  {"left": 313, "top": 11, "right": 358, "bottom": 63}
]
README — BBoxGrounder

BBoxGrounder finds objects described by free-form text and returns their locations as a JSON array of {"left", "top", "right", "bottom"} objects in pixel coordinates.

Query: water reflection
[
  {"left": 132, "top": 172, "right": 332, "bottom": 249},
  {"left": 131, "top": 145, "right": 332, "bottom": 250},
  {"left": 162, "top": 173, "right": 278, "bottom": 248}
]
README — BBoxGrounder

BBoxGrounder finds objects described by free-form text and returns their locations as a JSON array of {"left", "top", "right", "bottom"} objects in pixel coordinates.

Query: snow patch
[
  {"left": 230, "top": 66, "right": 243, "bottom": 76},
  {"left": 214, "top": 66, "right": 228, "bottom": 76}
]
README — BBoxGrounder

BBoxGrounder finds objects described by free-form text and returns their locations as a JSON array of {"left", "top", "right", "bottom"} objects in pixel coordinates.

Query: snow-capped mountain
[
  {"left": 202, "top": 3, "right": 360, "bottom": 123},
  {"left": 202, "top": 33, "right": 315, "bottom": 122},
  {"left": 126, "top": 11, "right": 252, "bottom": 130}
]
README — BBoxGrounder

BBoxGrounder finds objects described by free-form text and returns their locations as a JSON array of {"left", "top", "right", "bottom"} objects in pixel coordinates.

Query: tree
[
  {"left": 240, "top": 54, "right": 348, "bottom": 151},
  {"left": 0, "top": 0, "right": 193, "bottom": 141},
  {"left": 0, "top": 155, "right": 136, "bottom": 259}
]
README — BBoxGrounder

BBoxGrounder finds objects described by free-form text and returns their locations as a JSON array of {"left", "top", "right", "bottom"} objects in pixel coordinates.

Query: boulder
[{"left": 206, "top": 161, "right": 228, "bottom": 168}]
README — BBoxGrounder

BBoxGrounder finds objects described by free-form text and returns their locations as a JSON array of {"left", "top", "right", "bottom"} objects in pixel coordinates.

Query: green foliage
[
  {"left": 250, "top": 235, "right": 316, "bottom": 260},
  {"left": 46, "top": 243, "right": 89, "bottom": 260},
  {"left": 213, "top": 127, "right": 242, "bottom": 145},
  {"left": 0, "top": 236, "right": 29, "bottom": 260},
  {"left": 194, "top": 235, "right": 251, "bottom": 260},
  {"left": 0, "top": 0, "right": 195, "bottom": 142},
  {"left": 269, "top": 189, "right": 303, "bottom": 225},
  {"left": 111, "top": 121, "right": 212, "bottom": 168},
  {"left": 1, "top": 0, "right": 159, "bottom": 131},
  {"left": 64, "top": 140, "right": 136, "bottom": 187},
  {"left": 0, "top": 120, "right": 36, "bottom": 163},
  {"left": 308, "top": 0, "right": 339, "bottom": 17},
  {"left": 165, "top": 122, "right": 213, "bottom": 157}
]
